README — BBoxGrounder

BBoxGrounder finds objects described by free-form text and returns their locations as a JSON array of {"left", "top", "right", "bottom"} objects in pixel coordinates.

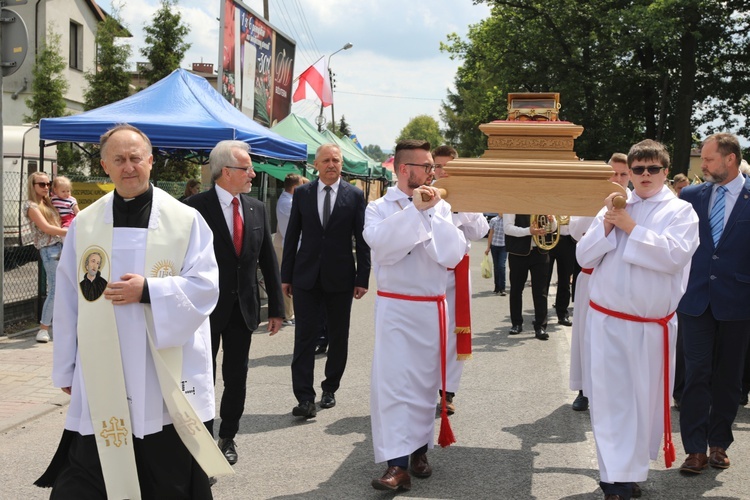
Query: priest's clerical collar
[{"left": 113, "top": 184, "right": 153, "bottom": 228}]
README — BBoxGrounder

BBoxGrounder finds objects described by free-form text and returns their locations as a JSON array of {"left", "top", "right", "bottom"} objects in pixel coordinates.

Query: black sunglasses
[
  {"left": 34, "top": 182, "right": 52, "bottom": 188},
  {"left": 630, "top": 165, "right": 666, "bottom": 175}
]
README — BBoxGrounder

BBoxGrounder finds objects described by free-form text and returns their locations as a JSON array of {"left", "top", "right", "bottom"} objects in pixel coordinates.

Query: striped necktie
[{"left": 709, "top": 185, "right": 727, "bottom": 246}]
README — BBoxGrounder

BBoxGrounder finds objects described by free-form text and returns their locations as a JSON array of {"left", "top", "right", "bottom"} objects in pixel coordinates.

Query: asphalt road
[{"left": 1, "top": 242, "right": 749, "bottom": 499}]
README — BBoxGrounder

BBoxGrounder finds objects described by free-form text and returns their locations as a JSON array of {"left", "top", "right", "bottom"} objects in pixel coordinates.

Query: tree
[
  {"left": 327, "top": 115, "right": 352, "bottom": 137},
  {"left": 140, "top": 0, "right": 192, "bottom": 85},
  {"left": 395, "top": 115, "right": 444, "bottom": 149},
  {"left": 84, "top": 10, "right": 132, "bottom": 176},
  {"left": 363, "top": 144, "right": 387, "bottom": 162},
  {"left": 441, "top": 0, "right": 750, "bottom": 173},
  {"left": 84, "top": 12, "right": 131, "bottom": 112},
  {"left": 25, "top": 28, "right": 68, "bottom": 123}
]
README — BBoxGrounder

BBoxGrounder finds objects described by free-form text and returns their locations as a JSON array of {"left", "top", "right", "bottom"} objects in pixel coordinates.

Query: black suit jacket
[
  {"left": 678, "top": 176, "right": 750, "bottom": 321},
  {"left": 281, "top": 179, "right": 370, "bottom": 292},
  {"left": 186, "top": 187, "right": 284, "bottom": 332}
]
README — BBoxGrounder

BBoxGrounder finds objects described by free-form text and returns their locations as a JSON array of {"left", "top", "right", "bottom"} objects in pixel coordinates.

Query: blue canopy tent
[{"left": 39, "top": 69, "right": 307, "bottom": 163}]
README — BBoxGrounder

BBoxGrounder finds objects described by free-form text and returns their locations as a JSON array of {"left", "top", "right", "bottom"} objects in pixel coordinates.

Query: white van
[{"left": 3, "top": 125, "right": 57, "bottom": 251}]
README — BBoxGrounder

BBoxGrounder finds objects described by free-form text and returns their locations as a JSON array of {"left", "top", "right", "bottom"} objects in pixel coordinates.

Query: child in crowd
[{"left": 50, "top": 176, "right": 79, "bottom": 228}]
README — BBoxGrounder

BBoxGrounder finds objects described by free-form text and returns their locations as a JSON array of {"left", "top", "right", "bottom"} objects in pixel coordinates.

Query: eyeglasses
[
  {"left": 403, "top": 163, "right": 439, "bottom": 173},
  {"left": 34, "top": 182, "right": 52, "bottom": 188},
  {"left": 225, "top": 165, "right": 254, "bottom": 173},
  {"left": 630, "top": 165, "right": 666, "bottom": 175}
]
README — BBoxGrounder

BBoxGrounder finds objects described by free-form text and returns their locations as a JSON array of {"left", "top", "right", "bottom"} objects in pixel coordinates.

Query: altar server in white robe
[
  {"left": 41, "top": 125, "right": 220, "bottom": 499},
  {"left": 365, "top": 140, "right": 466, "bottom": 492},
  {"left": 432, "top": 144, "right": 488, "bottom": 414},
  {"left": 568, "top": 153, "right": 631, "bottom": 413},
  {"left": 577, "top": 140, "right": 698, "bottom": 500}
]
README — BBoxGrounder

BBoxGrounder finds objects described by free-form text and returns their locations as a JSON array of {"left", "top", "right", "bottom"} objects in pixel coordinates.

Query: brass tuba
[{"left": 531, "top": 215, "right": 560, "bottom": 250}]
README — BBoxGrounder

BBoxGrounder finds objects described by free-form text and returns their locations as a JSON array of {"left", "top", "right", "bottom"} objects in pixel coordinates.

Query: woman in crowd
[{"left": 24, "top": 172, "right": 67, "bottom": 343}]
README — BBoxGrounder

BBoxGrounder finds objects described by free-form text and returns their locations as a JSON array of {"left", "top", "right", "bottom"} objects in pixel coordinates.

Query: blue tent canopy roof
[{"left": 39, "top": 69, "right": 307, "bottom": 162}]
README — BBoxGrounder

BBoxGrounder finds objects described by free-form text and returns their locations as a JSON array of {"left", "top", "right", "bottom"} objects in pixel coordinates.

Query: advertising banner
[{"left": 220, "top": 0, "right": 296, "bottom": 127}]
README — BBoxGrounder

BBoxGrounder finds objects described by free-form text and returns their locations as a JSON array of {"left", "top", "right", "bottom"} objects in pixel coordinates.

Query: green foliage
[
  {"left": 327, "top": 115, "right": 352, "bottom": 137},
  {"left": 151, "top": 157, "right": 201, "bottom": 182},
  {"left": 395, "top": 115, "right": 444, "bottom": 149},
  {"left": 84, "top": 12, "right": 132, "bottom": 113},
  {"left": 363, "top": 144, "right": 387, "bottom": 162},
  {"left": 56, "top": 143, "right": 86, "bottom": 176},
  {"left": 140, "top": 0, "right": 192, "bottom": 85},
  {"left": 25, "top": 28, "right": 68, "bottom": 122},
  {"left": 441, "top": 0, "right": 750, "bottom": 174}
]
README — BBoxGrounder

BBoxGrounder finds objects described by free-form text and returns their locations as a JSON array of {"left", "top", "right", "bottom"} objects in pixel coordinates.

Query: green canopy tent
[
  {"left": 320, "top": 130, "right": 391, "bottom": 182},
  {"left": 271, "top": 114, "right": 370, "bottom": 178}
]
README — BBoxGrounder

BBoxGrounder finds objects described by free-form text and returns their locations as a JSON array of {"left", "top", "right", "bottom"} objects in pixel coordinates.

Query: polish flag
[{"left": 292, "top": 57, "right": 333, "bottom": 107}]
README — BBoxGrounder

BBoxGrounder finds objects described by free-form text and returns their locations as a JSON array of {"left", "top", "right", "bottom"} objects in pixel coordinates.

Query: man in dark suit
[
  {"left": 678, "top": 132, "right": 750, "bottom": 474},
  {"left": 185, "top": 140, "right": 284, "bottom": 465},
  {"left": 281, "top": 143, "right": 371, "bottom": 418}
]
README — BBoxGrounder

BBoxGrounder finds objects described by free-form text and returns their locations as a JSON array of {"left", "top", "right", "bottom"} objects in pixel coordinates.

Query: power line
[{"left": 335, "top": 90, "right": 444, "bottom": 101}]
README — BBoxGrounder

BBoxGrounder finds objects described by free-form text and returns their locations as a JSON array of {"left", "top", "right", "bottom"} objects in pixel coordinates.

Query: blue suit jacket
[
  {"left": 678, "top": 176, "right": 750, "bottom": 320},
  {"left": 280, "top": 179, "right": 370, "bottom": 292}
]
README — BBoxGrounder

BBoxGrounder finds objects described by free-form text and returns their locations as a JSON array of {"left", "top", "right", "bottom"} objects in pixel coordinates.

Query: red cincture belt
[
  {"left": 589, "top": 300, "right": 676, "bottom": 468},
  {"left": 581, "top": 268, "right": 594, "bottom": 275},
  {"left": 447, "top": 254, "right": 472, "bottom": 360},
  {"left": 377, "top": 290, "right": 456, "bottom": 448}
]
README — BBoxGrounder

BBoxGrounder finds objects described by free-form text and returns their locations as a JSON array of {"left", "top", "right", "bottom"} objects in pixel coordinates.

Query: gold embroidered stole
[{"left": 76, "top": 192, "right": 232, "bottom": 499}]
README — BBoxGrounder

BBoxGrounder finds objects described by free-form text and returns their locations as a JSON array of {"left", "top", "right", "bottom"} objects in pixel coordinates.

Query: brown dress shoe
[
  {"left": 631, "top": 482, "right": 642, "bottom": 498},
  {"left": 410, "top": 452, "right": 432, "bottom": 478},
  {"left": 679, "top": 452, "right": 708, "bottom": 473},
  {"left": 371, "top": 466, "right": 411, "bottom": 491},
  {"left": 708, "top": 446, "right": 730, "bottom": 469},
  {"left": 604, "top": 495, "right": 624, "bottom": 500}
]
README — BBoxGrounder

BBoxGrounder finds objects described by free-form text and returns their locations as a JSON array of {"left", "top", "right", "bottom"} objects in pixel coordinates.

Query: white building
[{"left": 2, "top": 0, "right": 112, "bottom": 124}]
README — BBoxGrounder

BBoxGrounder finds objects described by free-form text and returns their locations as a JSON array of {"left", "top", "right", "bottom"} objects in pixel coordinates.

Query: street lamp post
[{"left": 317, "top": 42, "right": 352, "bottom": 132}]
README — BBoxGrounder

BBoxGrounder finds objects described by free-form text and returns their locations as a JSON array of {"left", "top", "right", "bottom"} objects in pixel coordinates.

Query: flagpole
[{"left": 327, "top": 43, "right": 353, "bottom": 133}]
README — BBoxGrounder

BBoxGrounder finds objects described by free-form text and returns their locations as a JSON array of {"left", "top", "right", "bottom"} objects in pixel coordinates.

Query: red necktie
[{"left": 232, "top": 197, "right": 243, "bottom": 256}]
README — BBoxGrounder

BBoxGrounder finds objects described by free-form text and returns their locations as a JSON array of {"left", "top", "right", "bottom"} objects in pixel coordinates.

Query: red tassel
[
  {"left": 437, "top": 298, "right": 456, "bottom": 448},
  {"left": 438, "top": 404, "right": 456, "bottom": 447}
]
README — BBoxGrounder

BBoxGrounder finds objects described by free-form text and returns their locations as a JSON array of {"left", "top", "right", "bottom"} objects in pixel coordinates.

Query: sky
[{"left": 105, "top": 0, "right": 492, "bottom": 151}]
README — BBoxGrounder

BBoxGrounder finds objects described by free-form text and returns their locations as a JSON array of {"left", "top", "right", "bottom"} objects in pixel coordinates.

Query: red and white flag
[{"left": 293, "top": 57, "right": 333, "bottom": 107}]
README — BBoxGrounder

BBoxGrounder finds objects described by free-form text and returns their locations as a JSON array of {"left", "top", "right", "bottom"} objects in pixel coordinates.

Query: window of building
[{"left": 69, "top": 21, "right": 83, "bottom": 71}]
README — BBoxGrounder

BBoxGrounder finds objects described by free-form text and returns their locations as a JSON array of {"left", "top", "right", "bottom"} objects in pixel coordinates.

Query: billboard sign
[{"left": 219, "top": 0, "right": 296, "bottom": 127}]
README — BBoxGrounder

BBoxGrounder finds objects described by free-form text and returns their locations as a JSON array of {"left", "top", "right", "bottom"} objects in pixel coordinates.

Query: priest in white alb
[
  {"left": 36, "top": 125, "right": 231, "bottom": 499},
  {"left": 364, "top": 140, "right": 466, "bottom": 492}
]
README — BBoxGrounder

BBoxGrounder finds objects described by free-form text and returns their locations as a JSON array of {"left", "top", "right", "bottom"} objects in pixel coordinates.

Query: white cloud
[{"left": 103, "top": 0, "right": 490, "bottom": 149}]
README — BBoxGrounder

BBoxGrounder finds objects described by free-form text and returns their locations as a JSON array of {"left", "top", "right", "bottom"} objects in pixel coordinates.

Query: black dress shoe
[
  {"left": 558, "top": 315, "right": 573, "bottom": 326},
  {"left": 740, "top": 392, "right": 749, "bottom": 406},
  {"left": 208, "top": 476, "right": 217, "bottom": 487},
  {"left": 572, "top": 390, "right": 589, "bottom": 411},
  {"left": 535, "top": 328, "right": 549, "bottom": 340},
  {"left": 509, "top": 324, "right": 523, "bottom": 335},
  {"left": 292, "top": 400, "right": 317, "bottom": 419},
  {"left": 218, "top": 438, "right": 238, "bottom": 465},
  {"left": 320, "top": 391, "right": 336, "bottom": 409},
  {"left": 314, "top": 344, "right": 327, "bottom": 355}
]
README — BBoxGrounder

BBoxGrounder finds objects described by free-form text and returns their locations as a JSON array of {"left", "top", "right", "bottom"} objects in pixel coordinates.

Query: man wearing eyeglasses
[
  {"left": 677, "top": 133, "right": 750, "bottom": 475},
  {"left": 577, "top": 139, "right": 698, "bottom": 500},
  {"left": 282, "top": 143, "right": 371, "bottom": 419},
  {"left": 365, "top": 140, "right": 466, "bottom": 492},
  {"left": 186, "top": 140, "right": 284, "bottom": 467}
]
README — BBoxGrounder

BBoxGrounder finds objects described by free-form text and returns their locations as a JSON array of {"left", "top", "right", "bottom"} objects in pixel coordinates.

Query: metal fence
[{"left": 2, "top": 177, "right": 192, "bottom": 330}]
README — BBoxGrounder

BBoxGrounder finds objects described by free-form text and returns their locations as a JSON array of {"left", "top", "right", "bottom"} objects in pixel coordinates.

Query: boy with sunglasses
[{"left": 576, "top": 139, "right": 699, "bottom": 500}]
